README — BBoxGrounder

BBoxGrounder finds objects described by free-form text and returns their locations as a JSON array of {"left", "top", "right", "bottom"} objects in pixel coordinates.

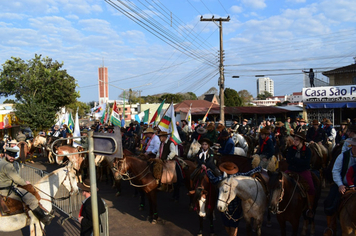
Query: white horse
[
  {"left": 0, "top": 163, "right": 79, "bottom": 236},
  {"left": 232, "top": 133, "right": 249, "bottom": 154},
  {"left": 187, "top": 139, "right": 201, "bottom": 158},
  {"left": 217, "top": 172, "right": 267, "bottom": 236}
]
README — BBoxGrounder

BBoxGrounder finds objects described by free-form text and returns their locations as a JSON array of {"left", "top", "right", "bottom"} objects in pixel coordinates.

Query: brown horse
[
  {"left": 56, "top": 145, "right": 86, "bottom": 183},
  {"left": 268, "top": 170, "right": 321, "bottom": 236},
  {"left": 189, "top": 169, "right": 217, "bottom": 236},
  {"left": 339, "top": 189, "right": 356, "bottom": 235},
  {"left": 114, "top": 152, "right": 196, "bottom": 223}
]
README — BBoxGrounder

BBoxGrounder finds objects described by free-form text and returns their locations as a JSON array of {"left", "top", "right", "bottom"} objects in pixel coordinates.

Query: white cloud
[
  {"left": 230, "top": 5, "right": 243, "bottom": 14},
  {"left": 286, "top": 0, "right": 306, "bottom": 3},
  {"left": 241, "top": 0, "right": 266, "bottom": 9},
  {"left": 0, "top": 13, "right": 27, "bottom": 20}
]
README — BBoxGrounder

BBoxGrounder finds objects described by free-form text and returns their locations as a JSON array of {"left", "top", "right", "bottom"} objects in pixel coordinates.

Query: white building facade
[{"left": 257, "top": 77, "right": 274, "bottom": 96}]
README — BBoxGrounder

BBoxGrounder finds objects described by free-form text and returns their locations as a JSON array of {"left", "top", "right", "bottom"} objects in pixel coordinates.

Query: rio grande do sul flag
[
  {"left": 158, "top": 102, "right": 181, "bottom": 145},
  {"left": 149, "top": 99, "right": 165, "bottom": 127}
]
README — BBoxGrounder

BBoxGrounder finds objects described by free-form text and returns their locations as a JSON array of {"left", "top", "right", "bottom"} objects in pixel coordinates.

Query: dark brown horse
[
  {"left": 189, "top": 169, "right": 217, "bottom": 236},
  {"left": 268, "top": 170, "right": 321, "bottom": 236},
  {"left": 114, "top": 152, "right": 196, "bottom": 223},
  {"left": 339, "top": 189, "right": 356, "bottom": 235}
]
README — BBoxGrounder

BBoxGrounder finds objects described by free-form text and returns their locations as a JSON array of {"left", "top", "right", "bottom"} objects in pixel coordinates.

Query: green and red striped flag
[
  {"left": 149, "top": 99, "right": 165, "bottom": 127},
  {"left": 158, "top": 102, "right": 181, "bottom": 145}
]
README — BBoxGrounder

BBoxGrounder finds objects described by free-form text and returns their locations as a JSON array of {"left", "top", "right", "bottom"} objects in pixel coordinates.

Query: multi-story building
[{"left": 256, "top": 77, "right": 274, "bottom": 96}]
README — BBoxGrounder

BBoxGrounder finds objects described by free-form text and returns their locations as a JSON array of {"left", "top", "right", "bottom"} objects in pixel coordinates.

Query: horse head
[
  {"left": 95, "top": 155, "right": 106, "bottom": 166},
  {"left": 189, "top": 172, "right": 211, "bottom": 217},
  {"left": 217, "top": 173, "right": 238, "bottom": 212},
  {"left": 267, "top": 171, "right": 284, "bottom": 214},
  {"left": 62, "top": 162, "right": 79, "bottom": 195},
  {"left": 187, "top": 139, "right": 201, "bottom": 158},
  {"left": 113, "top": 155, "right": 128, "bottom": 180},
  {"left": 33, "top": 135, "right": 46, "bottom": 148}
]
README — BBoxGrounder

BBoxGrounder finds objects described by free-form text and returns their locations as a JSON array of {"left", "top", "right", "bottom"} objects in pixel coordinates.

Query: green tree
[
  {"left": 237, "top": 90, "right": 253, "bottom": 106},
  {"left": 159, "top": 93, "right": 183, "bottom": 103},
  {"left": 224, "top": 88, "right": 243, "bottom": 107},
  {"left": 0, "top": 54, "right": 79, "bottom": 130},
  {"left": 257, "top": 91, "right": 273, "bottom": 100},
  {"left": 3, "top": 99, "right": 16, "bottom": 104}
]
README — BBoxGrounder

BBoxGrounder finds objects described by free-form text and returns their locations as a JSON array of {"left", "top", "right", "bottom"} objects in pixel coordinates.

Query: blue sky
[{"left": 1, "top": 0, "right": 356, "bottom": 103}]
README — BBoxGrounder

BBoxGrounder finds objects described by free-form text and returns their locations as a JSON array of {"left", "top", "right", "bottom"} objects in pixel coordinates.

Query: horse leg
[
  {"left": 291, "top": 218, "right": 300, "bottom": 236},
  {"left": 301, "top": 218, "right": 308, "bottom": 236},
  {"left": 197, "top": 216, "right": 203, "bottom": 236},
  {"left": 311, "top": 219, "right": 315, "bottom": 236},
  {"left": 147, "top": 190, "right": 158, "bottom": 224},
  {"left": 139, "top": 189, "right": 145, "bottom": 211},
  {"left": 276, "top": 216, "right": 287, "bottom": 236},
  {"left": 245, "top": 217, "right": 253, "bottom": 236},
  {"left": 266, "top": 210, "right": 272, "bottom": 227},
  {"left": 209, "top": 213, "right": 215, "bottom": 236}
]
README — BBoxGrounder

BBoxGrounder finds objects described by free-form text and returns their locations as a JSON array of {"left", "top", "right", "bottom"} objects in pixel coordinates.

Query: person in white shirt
[{"left": 144, "top": 127, "right": 160, "bottom": 158}]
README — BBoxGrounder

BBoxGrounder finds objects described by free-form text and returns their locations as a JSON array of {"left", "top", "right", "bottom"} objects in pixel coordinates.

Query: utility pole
[{"left": 200, "top": 15, "right": 230, "bottom": 124}]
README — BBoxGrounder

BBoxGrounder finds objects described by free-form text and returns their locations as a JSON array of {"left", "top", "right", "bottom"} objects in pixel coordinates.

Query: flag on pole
[
  {"left": 202, "top": 103, "right": 213, "bottom": 122},
  {"left": 61, "top": 112, "right": 69, "bottom": 127},
  {"left": 149, "top": 100, "right": 165, "bottom": 127},
  {"left": 143, "top": 109, "right": 149, "bottom": 123},
  {"left": 158, "top": 102, "right": 181, "bottom": 145},
  {"left": 110, "top": 101, "right": 121, "bottom": 126},
  {"left": 73, "top": 109, "right": 81, "bottom": 148},
  {"left": 186, "top": 106, "right": 192, "bottom": 132},
  {"left": 91, "top": 103, "right": 107, "bottom": 117},
  {"left": 68, "top": 113, "right": 75, "bottom": 133},
  {"left": 100, "top": 108, "right": 107, "bottom": 124}
]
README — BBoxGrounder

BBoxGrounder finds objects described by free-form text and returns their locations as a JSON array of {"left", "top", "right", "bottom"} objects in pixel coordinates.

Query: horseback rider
[
  {"left": 217, "top": 130, "right": 235, "bottom": 155},
  {"left": 143, "top": 127, "right": 160, "bottom": 158},
  {"left": 51, "top": 125, "right": 63, "bottom": 138},
  {"left": 16, "top": 131, "right": 26, "bottom": 142},
  {"left": 285, "top": 132, "right": 315, "bottom": 218},
  {"left": 335, "top": 120, "right": 349, "bottom": 145},
  {"left": 205, "top": 123, "right": 218, "bottom": 144},
  {"left": 296, "top": 118, "right": 308, "bottom": 135},
  {"left": 191, "top": 126, "right": 207, "bottom": 142},
  {"left": 229, "top": 119, "right": 239, "bottom": 134},
  {"left": 306, "top": 119, "right": 326, "bottom": 144},
  {"left": 0, "top": 148, "right": 53, "bottom": 225},
  {"left": 156, "top": 131, "right": 182, "bottom": 201},
  {"left": 237, "top": 119, "right": 250, "bottom": 136},
  {"left": 284, "top": 117, "right": 292, "bottom": 135},
  {"left": 191, "top": 138, "right": 220, "bottom": 179},
  {"left": 323, "top": 119, "right": 336, "bottom": 149},
  {"left": 324, "top": 138, "right": 356, "bottom": 236},
  {"left": 341, "top": 124, "right": 356, "bottom": 152}
]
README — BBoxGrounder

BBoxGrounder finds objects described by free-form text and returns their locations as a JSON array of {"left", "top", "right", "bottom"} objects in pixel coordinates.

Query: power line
[{"left": 217, "top": 0, "right": 229, "bottom": 15}]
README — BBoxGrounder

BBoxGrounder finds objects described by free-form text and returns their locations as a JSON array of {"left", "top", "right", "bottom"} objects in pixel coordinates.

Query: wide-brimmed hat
[
  {"left": 324, "top": 119, "right": 332, "bottom": 125},
  {"left": 293, "top": 132, "right": 306, "bottom": 141},
  {"left": 346, "top": 138, "right": 356, "bottom": 146},
  {"left": 77, "top": 179, "right": 98, "bottom": 192},
  {"left": 275, "top": 121, "right": 284, "bottom": 127},
  {"left": 157, "top": 131, "right": 171, "bottom": 136},
  {"left": 243, "top": 119, "right": 248, "bottom": 122},
  {"left": 143, "top": 127, "right": 155, "bottom": 134},
  {"left": 299, "top": 118, "right": 306, "bottom": 123},
  {"left": 181, "top": 120, "right": 188, "bottom": 124},
  {"left": 199, "top": 120, "right": 206, "bottom": 124},
  {"left": 8, "top": 140, "right": 18, "bottom": 145},
  {"left": 197, "top": 127, "right": 207, "bottom": 134},
  {"left": 219, "top": 162, "right": 239, "bottom": 175},
  {"left": 198, "top": 138, "right": 213, "bottom": 146},
  {"left": 287, "top": 117, "right": 291, "bottom": 120},
  {"left": 340, "top": 120, "right": 348, "bottom": 125},
  {"left": 5, "top": 147, "right": 19, "bottom": 157},
  {"left": 312, "top": 120, "right": 319, "bottom": 125},
  {"left": 260, "top": 127, "right": 270, "bottom": 135},
  {"left": 81, "top": 128, "right": 89, "bottom": 133},
  {"left": 296, "top": 118, "right": 300, "bottom": 122},
  {"left": 220, "top": 130, "right": 230, "bottom": 137}
]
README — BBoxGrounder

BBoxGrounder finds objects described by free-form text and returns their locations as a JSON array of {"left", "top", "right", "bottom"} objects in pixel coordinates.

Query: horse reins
[
  {"left": 116, "top": 158, "right": 156, "bottom": 188},
  {"left": 274, "top": 174, "right": 299, "bottom": 214}
]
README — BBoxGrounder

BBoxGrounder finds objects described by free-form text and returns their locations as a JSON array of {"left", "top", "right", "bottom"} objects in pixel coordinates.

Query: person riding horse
[
  {"left": 324, "top": 138, "right": 356, "bottom": 236},
  {"left": 190, "top": 138, "right": 220, "bottom": 186},
  {"left": 217, "top": 130, "right": 235, "bottom": 155},
  {"left": 285, "top": 132, "right": 315, "bottom": 218},
  {"left": 323, "top": 119, "right": 337, "bottom": 149},
  {"left": 256, "top": 127, "right": 275, "bottom": 166},
  {"left": 143, "top": 127, "right": 160, "bottom": 158},
  {"left": 0, "top": 147, "right": 53, "bottom": 225},
  {"left": 306, "top": 119, "right": 326, "bottom": 145},
  {"left": 237, "top": 119, "right": 250, "bottom": 136},
  {"left": 296, "top": 118, "right": 308, "bottom": 135}
]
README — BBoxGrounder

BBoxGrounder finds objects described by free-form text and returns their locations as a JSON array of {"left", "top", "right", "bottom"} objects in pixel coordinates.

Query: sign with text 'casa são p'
[{"left": 302, "top": 85, "right": 356, "bottom": 103}]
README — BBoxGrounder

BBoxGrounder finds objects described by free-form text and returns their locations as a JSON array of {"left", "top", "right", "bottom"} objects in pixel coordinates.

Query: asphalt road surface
[{"left": 3, "top": 156, "right": 341, "bottom": 236}]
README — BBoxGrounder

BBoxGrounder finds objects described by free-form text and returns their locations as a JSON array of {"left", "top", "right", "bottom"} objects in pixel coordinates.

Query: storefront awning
[{"left": 306, "top": 102, "right": 356, "bottom": 109}]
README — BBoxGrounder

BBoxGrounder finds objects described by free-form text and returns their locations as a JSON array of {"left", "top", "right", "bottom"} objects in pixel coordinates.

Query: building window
[
  {"left": 353, "top": 76, "right": 356, "bottom": 85},
  {"left": 125, "top": 108, "right": 127, "bottom": 111},
  {"left": 125, "top": 115, "right": 128, "bottom": 118}
]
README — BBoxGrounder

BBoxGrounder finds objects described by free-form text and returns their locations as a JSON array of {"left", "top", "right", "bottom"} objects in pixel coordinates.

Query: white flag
[{"left": 73, "top": 110, "right": 81, "bottom": 148}]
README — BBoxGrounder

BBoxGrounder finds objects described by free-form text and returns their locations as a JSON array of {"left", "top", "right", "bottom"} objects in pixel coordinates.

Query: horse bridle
[
  {"left": 272, "top": 174, "right": 299, "bottom": 214},
  {"left": 218, "top": 177, "right": 259, "bottom": 222},
  {"left": 115, "top": 158, "right": 155, "bottom": 187}
]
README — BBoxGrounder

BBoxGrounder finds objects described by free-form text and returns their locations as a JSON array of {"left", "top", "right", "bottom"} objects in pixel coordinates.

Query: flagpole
[
  {"left": 202, "top": 103, "right": 214, "bottom": 122},
  {"left": 185, "top": 103, "right": 192, "bottom": 120}
]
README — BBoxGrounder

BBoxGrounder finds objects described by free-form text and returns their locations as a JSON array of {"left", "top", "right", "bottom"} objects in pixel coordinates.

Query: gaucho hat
[
  {"left": 293, "top": 132, "right": 306, "bottom": 141},
  {"left": 219, "top": 162, "right": 239, "bottom": 175}
]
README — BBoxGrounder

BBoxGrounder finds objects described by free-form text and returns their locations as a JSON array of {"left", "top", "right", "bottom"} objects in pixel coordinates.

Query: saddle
[
  {"left": 0, "top": 184, "right": 41, "bottom": 216},
  {"left": 338, "top": 189, "right": 356, "bottom": 213},
  {"left": 252, "top": 170, "right": 269, "bottom": 196},
  {"left": 150, "top": 159, "right": 177, "bottom": 184}
]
